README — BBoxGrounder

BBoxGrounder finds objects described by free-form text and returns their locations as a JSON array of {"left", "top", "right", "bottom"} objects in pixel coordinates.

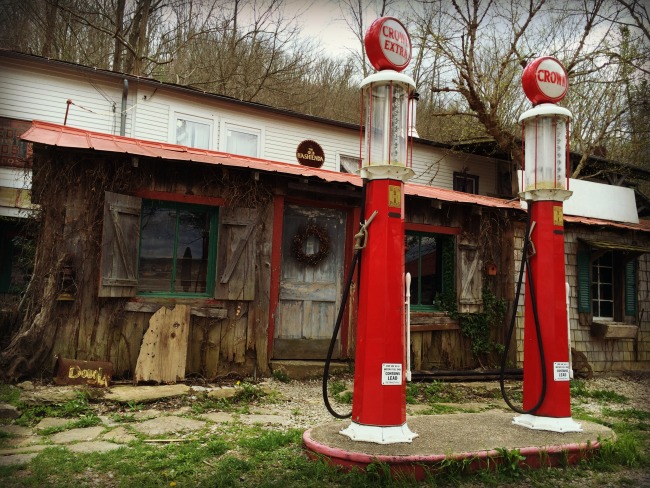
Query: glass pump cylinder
[
  {"left": 519, "top": 104, "right": 572, "bottom": 199},
  {"left": 361, "top": 71, "right": 415, "bottom": 169}
]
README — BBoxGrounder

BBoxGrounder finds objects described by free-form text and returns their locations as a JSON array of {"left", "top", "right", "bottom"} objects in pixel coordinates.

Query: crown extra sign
[
  {"left": 522, "top": 56, "right": 568, "bottom": 105},
  {"left": 364, "top": 17, "right": 412, "bottom": 72},
  {"left": 296, "top": 140, "right": 325, "bottom": 168}
]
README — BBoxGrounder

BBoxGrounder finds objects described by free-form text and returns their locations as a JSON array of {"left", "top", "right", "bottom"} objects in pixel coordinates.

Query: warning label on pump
[
  {"left": 553, "top": 362, "right": 571, "bottom": 381},
  {"left": 382, "top": 363, "right": 402, "bottom": 385}
]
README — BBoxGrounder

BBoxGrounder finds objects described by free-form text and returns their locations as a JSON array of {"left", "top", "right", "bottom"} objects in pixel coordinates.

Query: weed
[
  {"left": 405, "top": 383, "right": 419, "bottom": 404},
  {"left": 495, "top": 447, "right": 525, "bottom": 478},
  {"left": 0, "top": 384, "right": 20, "bottom": 404},
  {"left": 328, "top": 380, "right": 346, "bottom": 396},
  {"left": 37, "top": 413, "right": 102, "bottom": 435},
  {"left": 423, "top": 380, "right": 463, "bottom": 403},
  {"left": 238, "top": 428, "right": 301, "bottom": 453},
  {"left": 15, "top": 390, "right": 96, "bottom": 427},
  {"left": 272, "top": 370, "right": 291, "bottom": 383},
  {"left": 234, "top": 382, "right": 265, "bottom": 403},
  {"left": 571, "top": 380, "right": 629, "bottom": 404},
  {"left": 110, "top": 411, "right": 137, "bottom": 423}
]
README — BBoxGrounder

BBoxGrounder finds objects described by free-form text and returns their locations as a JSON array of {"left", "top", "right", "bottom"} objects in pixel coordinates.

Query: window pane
[
  {"left": 177, "top": 119, "right": 210, "bottom": 149},
  {"left": 175, "top": 210, "right": 210, "bottom": 293},
  {"left": 600, "top": 301, "right": 613, "bottom": 318},
  {"left": 405, "top": 235, "right": 420, "bottom": 305},
  {"left": 226, "top": 129, "right": 258, "bottom": 157},
  {"left": 340, "top": 155, "right": 361, "bottom": 174},
  {"left": 139, "top": 206, "right": 176, "bottom": 292},
  {"left": 600, "top": 284, "right": 613, "bottom": 300},
  {"left": 419, "top": 236, "right": 437, "bottom": 307}
]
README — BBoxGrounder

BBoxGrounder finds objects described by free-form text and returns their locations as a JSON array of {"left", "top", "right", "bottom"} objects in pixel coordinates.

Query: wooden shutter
[
  {"left": 458, "top": 241, "right": 482, "bottom": 313},
  {"left": 215, "top": 207, "right": 258, "bottom": 300},
  {"left": 98, "top": 191, "right": 141, "bottom": 297},
  {"left": 576, "top": 249, "right": 592, "bottom": 314},
  {"left": 625, "top": 258, "right": 637, "bottom": 317}
]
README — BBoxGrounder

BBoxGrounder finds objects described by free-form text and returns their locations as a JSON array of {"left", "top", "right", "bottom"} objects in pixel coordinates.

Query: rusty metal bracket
[{"left": 354, "top": 210, "right": 378, "bottom": 250}]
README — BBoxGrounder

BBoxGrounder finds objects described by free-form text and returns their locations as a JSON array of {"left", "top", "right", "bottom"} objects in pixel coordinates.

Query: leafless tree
[{"left": 406, "top": 0, "right": 649, "bottom": 180}]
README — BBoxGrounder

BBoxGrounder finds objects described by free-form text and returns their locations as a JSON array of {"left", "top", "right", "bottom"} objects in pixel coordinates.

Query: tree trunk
[{"left": 0, "top": 255, "right": 65, "bottom": 381}]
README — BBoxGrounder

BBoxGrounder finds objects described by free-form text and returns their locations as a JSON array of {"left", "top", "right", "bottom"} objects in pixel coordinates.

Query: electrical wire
[{"left": 499, "top": 202, "right": 548, "bottom": 414}]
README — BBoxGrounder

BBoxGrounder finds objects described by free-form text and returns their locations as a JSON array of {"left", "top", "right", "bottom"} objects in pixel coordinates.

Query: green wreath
[{"left": 291, "top": 223, "right": 330, "bottom": 266}]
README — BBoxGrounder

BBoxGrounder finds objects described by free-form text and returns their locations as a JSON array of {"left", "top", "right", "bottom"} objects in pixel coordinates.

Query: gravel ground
[{"left": 258, "top": 372, "right": 650, "bottom": 487}]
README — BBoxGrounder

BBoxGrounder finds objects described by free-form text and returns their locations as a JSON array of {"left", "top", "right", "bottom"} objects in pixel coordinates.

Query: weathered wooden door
[{"left": 274, "top": 205, "right": 346, "bottom": 359}]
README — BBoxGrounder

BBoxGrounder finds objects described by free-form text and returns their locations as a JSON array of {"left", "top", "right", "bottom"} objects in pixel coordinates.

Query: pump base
[
  {"left": 513, "top": 414, "right": 583, "bottom": 433},
  {"left": 340, "top": 421, "right": 418, "bottom": 444}
]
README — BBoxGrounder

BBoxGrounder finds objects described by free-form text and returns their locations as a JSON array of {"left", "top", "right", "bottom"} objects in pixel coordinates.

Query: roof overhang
[
  {"left": 579, "top": 238, "right": 650, "bottom": 255},
  {"left": 20, "top": 121, "right": 522, "bottom": 212}
]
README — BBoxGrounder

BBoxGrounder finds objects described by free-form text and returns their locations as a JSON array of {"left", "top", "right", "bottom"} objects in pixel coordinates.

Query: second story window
[
  {"left": 176, "top": 116, "right": 211, "bottom": 149},
  {"left": 453, "top": 172, "right": 479, "bottom": 194},
  {"left": 224, "top": 123, "right": 260, "bottom": 158},
  {"left": 340, "top": 155, "right": 361, "bottom": 174}
]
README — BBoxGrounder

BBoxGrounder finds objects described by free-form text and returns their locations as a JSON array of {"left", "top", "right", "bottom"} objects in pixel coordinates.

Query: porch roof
[
  {"left": 20, "top": 121, "right": 650, "bottom": 233},
  {"left": 21, "top": 121, "right": 521, "bottom": 212}
]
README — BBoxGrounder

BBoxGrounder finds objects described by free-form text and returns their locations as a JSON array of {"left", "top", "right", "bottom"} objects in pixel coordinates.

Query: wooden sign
[
  {"left": 296, "top": 140, "right": 325, "bottom": 168},
  {"left": 54, "top": 357, "right": 112, "bottom": 387}
]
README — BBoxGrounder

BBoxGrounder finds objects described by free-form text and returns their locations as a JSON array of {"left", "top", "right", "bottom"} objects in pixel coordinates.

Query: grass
[{"left": 0, "top": 377, "right": 648, "bottom": 487}]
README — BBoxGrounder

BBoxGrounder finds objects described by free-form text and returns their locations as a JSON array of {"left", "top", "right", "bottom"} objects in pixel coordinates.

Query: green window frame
[
  {"left": 405, "top": 231, "right": 455, "bottom": 311},
  {"left": 137, "top": 200, "right": 218, "bottom": 297}
]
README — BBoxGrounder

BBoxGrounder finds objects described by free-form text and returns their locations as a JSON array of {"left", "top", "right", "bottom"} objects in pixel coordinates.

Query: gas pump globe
[
  {"left": 360, "top": 70, "right": 415, "bottom": 182},
  {"left": 519, "top": 104, "right": 572, "bottom": 202}
]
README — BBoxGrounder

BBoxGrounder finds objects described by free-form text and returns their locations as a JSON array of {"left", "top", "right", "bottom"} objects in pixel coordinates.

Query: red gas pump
[
  {"left": 512, "top": 57, "right": 582, "bottom": 433},
  {"left": 339, "top": 17, "right": 417, "bottom": 444}
]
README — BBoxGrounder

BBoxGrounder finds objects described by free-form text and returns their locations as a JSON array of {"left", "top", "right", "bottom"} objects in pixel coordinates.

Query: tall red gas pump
[
  {"left": 339, "top": 17, "right": 418, "bottom": 444},
  {"left": 513, "top": 57, "right": 582, "bottom": 433}
]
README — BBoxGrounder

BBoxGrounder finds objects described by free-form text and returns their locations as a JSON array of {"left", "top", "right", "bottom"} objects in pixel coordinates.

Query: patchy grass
[
  {"left": 0, "top": 376, "right": 648, "bottom": 487},
  {"left": 571, "top": 379, "right": 629, "bottom": 404}
]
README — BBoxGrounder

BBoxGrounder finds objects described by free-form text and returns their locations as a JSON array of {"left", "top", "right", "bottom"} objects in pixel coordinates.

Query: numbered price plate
[
  {"left": 382, "top": 363, "right": 402, "bottom": 385},
  {"left": 554, "top": 362, "right": 571, "bottom": 381}
]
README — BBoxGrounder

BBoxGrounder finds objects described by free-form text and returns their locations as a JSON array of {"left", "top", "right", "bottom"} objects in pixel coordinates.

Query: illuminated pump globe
[
  {"left": 360, "top": 70, "right": 416, "bottom": 181},
  {"left": 519, "top": 103, "right": 572, "bottom": 201}
]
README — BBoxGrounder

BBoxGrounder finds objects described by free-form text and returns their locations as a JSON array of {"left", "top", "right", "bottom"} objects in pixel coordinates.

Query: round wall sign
[
  {"left": 296, "top": 140, "right": 325, "bottom": 168},
  {"left": 364, "top": 17, "right": 412, "bottom": 72},
  {"left": 522, "top": 56, "right": 568, "bottom": 105}
]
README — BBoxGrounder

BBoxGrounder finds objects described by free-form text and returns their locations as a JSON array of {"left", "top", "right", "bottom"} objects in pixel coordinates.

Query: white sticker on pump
[
  {"left": 382, "top": 363, "right": 402, "bottom": 385},
  {"left": 553, "top": 362, "right": 571, "bottom": 381}
]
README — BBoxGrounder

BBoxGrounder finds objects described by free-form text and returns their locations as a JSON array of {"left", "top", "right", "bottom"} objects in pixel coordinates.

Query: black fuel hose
[
  {"left": 322, "top": 184, "right": 367, "bottom": 419},
  {"left": 499, "top": 203, "right": 548, "bottom": 414}
]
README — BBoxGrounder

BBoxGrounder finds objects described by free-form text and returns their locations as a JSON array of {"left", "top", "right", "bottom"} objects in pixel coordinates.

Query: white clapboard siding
[
  {"left": 0, "top": 168, "right": 31, "bottom": 189},
  {"left": 0, "top": 58, "right": 129, "bottom": 135},
  {"left": 1, "top": 53, "right": 503, "bottom": 196}
]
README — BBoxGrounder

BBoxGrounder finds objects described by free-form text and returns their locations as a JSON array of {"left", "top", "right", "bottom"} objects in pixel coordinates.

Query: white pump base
[
  {"left": 513, "top": 414, "right": 583, "bottom": 433},
  {"left": 340, "top": 421, "right": 418, "bottom": 444}
]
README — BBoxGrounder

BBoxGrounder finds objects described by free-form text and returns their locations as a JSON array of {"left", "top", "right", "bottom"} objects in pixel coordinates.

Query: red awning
[
  {"left": 20, "top": 120, "right": 650, "bottom": 232},
  {"left": 21, "top": 121, "right": 521, "bottom": 211}
]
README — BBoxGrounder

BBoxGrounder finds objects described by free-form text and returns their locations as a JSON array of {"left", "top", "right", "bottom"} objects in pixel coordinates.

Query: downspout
[{"left": 120, "top": 79, "right": 128, "bottom": 136}]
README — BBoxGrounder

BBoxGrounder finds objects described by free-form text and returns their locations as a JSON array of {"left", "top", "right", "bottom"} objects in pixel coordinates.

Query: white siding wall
[
  {"left": 0, "top": 54, "right": 502, "bottom": 195},
  {"left": 0, "top": 57, "right": 130, "bottom": 135}
]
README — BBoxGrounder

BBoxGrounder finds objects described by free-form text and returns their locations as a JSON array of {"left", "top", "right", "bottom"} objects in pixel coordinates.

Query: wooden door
[{"left": 274, "top": 205, "right": 346, "bottom": 359}]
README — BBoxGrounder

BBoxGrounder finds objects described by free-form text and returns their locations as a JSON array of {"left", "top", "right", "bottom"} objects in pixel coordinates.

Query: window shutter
[
  {"left": 458, "top": 242, "right": 482, "bottom": 313},
  {"left": 576, "top": 249, "right": 591, "bottom": 314},
  {"left": 625, "top": 259, "right": 637, "bottom": 317},
  {"left": 98, "top": 191, "right": 141, "bottom": 297},
  {"left": 215, "top": 207, "right": 257, "bottom": 300}
]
